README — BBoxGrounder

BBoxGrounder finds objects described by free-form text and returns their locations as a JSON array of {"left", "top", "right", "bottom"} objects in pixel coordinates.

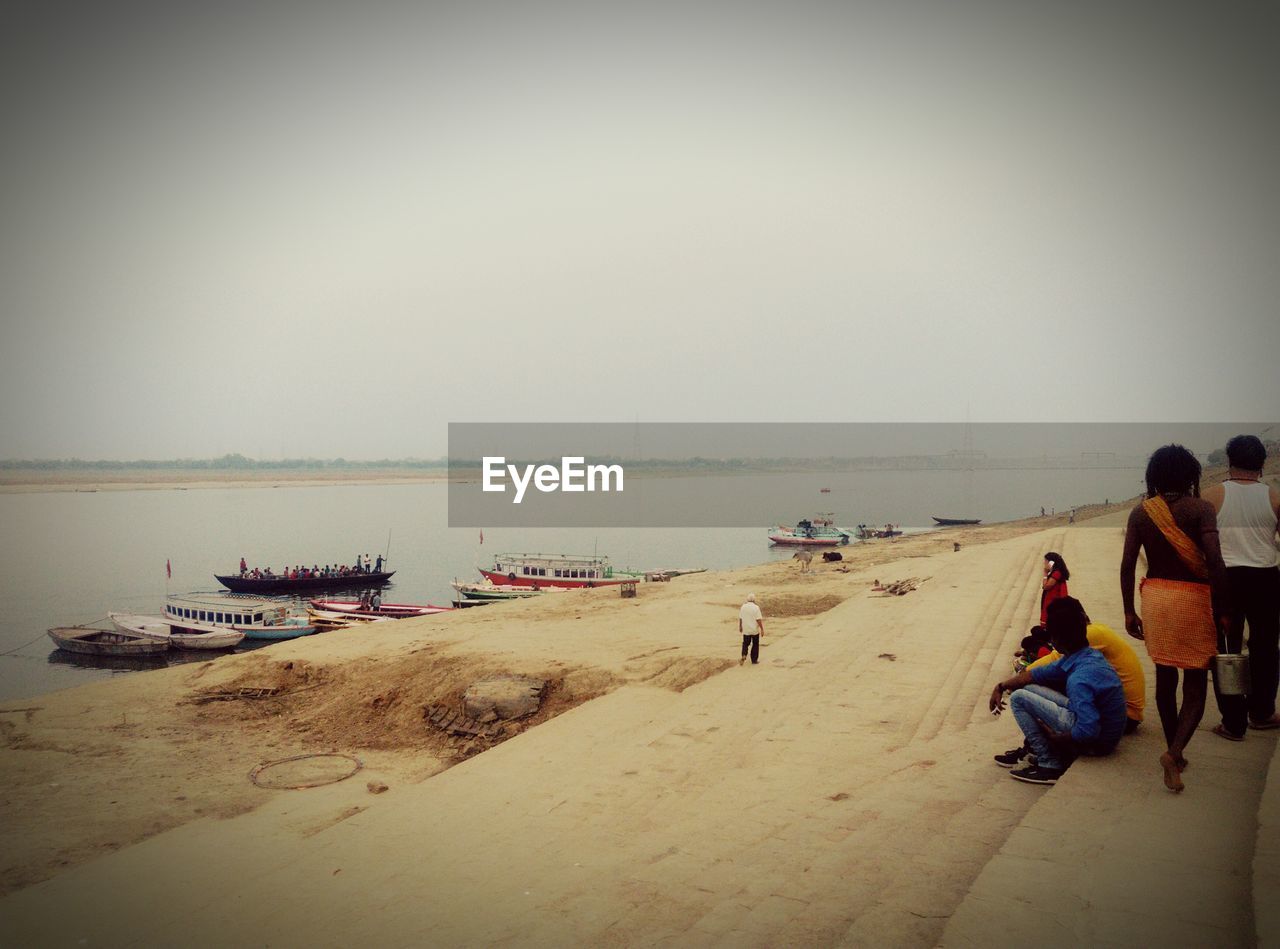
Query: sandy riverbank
[{"left": 0, "top": 508, "right": 1138, "bottom": 940}]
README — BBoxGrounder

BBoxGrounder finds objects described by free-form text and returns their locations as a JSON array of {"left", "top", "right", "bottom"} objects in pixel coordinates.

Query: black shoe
[
  {"left": 1009, "top": 764, "right": 1063, "bottom": 786},
  {"left": 993, "top": 745, "right": 1029, "bottom": 768}
]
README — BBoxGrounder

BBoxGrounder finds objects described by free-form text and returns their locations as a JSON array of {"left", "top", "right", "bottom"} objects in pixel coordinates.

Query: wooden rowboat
[
  {"left": 109, "top": 612, "right": 245, "bottom": 650},
  {"left": 47, "top": 626, "right": 169, "bottom": 657},
  {"left": 308, "top": 599, "right": 453, "bottom": 618},
  {"left": 931, "top": 516, "right": 982, "bottom": 526}
]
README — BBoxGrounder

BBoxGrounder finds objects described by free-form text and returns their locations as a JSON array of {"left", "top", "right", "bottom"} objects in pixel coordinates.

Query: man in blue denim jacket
[{"left": 988, "top": 597, "right": 1127, "bottom": 785}]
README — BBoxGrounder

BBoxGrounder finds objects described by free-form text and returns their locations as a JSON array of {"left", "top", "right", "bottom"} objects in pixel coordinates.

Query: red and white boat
[
  {"left": 308, "top": 599, "right": 454, "bottom": 619},
  {"left": 480, "top": 552, "right": 643, "bottom": 589}
]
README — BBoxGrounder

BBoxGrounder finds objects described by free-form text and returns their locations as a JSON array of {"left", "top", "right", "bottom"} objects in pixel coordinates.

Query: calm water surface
[{"left": 0, "top": 468, "right": 1143, "bottom": 701}]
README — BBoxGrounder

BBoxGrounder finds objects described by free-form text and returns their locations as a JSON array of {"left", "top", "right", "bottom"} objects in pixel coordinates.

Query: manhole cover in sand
[{"left": 250, "top": 753, "right": 364, "bottom": 790}]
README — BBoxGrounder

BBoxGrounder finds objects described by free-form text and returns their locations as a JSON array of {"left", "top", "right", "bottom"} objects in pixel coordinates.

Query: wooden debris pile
[{"left": 870, "top": 577, "right": 930, "bottom": 597}]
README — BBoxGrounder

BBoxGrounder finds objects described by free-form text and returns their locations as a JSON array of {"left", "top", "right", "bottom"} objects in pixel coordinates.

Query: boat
[
  {"left": 768, "top": 515, "right": 852, "bottom": 546},
  {"left": 855, "top": 524, "right": 904, "bottom": 540},
  {"left": 309, "top": 599, "right": 454, "bottom": 619},
  {"left": 479, "top": 553, "right": 642, "bottom": 589},
  {"left": 215, "top": 568, "right": 394, "bottom": 594},
  {"left": 109, "top": 611, "right": 245, "bottom": 650},
  {"left": 452, "top": 580, "right": 564, "bottom": 602},
  {"left": 307, "top": 608, "right": 396, "bottom": 630},
  {"left": 47, "top": 626, "right": 169, "bottom": 657},
  {"left": 820, "top": 487, "right": 831, "bottom": 493},
  {"left": 932, "top": 516, "right": 982, "bottom": 526},
  {"left": 164, "top": 593, "right": 318, "bottom": 641}
]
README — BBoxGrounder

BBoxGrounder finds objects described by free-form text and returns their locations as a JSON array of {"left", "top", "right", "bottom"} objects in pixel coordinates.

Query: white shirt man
[{"left": 739, "top": 594, "right": 765, "bottom": 666}]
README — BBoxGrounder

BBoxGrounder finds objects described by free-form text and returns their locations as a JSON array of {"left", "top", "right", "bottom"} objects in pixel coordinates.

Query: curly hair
[{"left": 1144, "top": 444, "right": 1201, "bottom": 498}]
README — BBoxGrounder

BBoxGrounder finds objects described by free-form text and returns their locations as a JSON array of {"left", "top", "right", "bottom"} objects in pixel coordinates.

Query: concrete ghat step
[{"left": 941, "top": 721, "right": 1279, "bottom": 948}]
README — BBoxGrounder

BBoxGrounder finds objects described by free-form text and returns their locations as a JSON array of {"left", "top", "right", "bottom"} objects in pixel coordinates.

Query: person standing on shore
[
  {"left": 739, "top": 594, "right": 764, "bottom": 666},
  {"left": 1121, "top": 444, "right": 1229, "bottom": 792},
  {"left": 1040, "top": 552, "right": 1070, "bottom": 626},
  {"left": 1204, "top": 435, "right": 1280, "bottom": 738}
]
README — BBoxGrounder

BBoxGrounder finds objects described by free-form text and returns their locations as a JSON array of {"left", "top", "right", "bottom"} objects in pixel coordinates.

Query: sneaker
[
  {"left": 993, "top": 746, "right": 1029, "bottom": 768},
  {"left": 1009, "top": 764, "right": 1063, "bottom": 786}
]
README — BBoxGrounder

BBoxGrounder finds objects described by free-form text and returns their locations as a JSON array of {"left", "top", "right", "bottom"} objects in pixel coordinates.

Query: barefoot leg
[{"left": 1160, "top": 752, "right": 1185, "bottom": 793}]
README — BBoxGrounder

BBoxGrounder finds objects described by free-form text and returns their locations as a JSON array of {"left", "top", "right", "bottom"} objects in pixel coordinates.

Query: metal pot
[{"left": 1212, "top": 652, "right": 1251, "bottom": 697}]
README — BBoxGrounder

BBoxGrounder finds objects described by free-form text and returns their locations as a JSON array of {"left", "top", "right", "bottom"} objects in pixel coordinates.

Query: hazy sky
[{"left": 1, "top": 1, "right": 1277, "bottom": 460}]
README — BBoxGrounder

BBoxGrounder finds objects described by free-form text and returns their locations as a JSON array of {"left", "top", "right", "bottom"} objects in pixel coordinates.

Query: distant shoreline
[{"left": 0, "top": 468, "right": 448, "bottom": 494}]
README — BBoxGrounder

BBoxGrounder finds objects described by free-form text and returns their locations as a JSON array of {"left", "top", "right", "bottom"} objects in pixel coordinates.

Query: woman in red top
[{"left": 1040, "top": 552, "right": 1070, "bottom": 625}]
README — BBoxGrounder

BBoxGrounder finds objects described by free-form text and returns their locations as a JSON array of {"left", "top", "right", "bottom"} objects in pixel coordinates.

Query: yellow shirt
[{"left": 1028, "top": 623, "right": 1145, "bottom": 722}]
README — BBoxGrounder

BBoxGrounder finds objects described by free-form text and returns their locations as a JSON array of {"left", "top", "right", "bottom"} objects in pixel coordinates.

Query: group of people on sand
[
  {"left": 992, "top": 435, "right": 1279, "bottom": 793},
  {"left": 237, "top": 553, "right": 384, "bottom": 580}
]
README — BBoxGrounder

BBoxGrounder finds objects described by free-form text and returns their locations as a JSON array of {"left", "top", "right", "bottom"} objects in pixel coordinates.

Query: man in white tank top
[{"left": 1204, "top": 435, "right": 1280, "bottom": 737}]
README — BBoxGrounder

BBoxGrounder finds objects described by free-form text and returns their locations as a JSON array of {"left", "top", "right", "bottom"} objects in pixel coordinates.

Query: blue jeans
[{"left": 1010, "top": 684, "right": 1076, "bottom": 771}]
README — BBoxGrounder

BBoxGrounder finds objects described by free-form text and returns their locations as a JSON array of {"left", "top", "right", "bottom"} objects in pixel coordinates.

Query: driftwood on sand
[{"left": 871, "top": 577, "right": 930, "bottom": 596}]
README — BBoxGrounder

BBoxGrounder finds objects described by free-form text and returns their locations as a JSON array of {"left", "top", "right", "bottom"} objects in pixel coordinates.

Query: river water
[{"left": 0, "top": 467, "right": 1145, "bottom": 701}]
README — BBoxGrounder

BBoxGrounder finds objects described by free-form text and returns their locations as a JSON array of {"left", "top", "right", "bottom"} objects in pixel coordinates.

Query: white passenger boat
[
  {"left": 480, "top": 553, "right": 643, "bottom": 589},
  {"left": 109, "top": 611, "right": 245, "bottom": 650},
  {"left": 164, "top": 593, "right": 317, "bottom": 641}
]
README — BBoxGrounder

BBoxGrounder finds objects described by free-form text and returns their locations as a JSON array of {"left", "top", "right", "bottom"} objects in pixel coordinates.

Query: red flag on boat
[{"left": 166, "top": 559, "right": 171, "bottom": 578}]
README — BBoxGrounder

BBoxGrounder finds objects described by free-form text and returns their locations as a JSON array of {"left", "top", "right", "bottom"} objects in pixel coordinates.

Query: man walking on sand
[
  {"left": 739, "top": 594, "right": 764, "bottom": 665},
  {"left": 1204, "top": 434, "right": 1280, "bottom": 738}
]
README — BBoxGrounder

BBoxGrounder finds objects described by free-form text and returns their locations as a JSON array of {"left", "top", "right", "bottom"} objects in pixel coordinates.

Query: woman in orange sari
[{"left": 1121, "top": 444, "right": 1228, "bottom": 792}]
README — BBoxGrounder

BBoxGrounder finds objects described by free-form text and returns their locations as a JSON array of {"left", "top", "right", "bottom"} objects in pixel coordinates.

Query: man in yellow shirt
[{"left": 1029, "top": 621, "right": 1145, "bottom": 732}]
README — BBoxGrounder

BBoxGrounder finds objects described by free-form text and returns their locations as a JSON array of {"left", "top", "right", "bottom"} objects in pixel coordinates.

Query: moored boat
[
  {"left": 932, "top": 516, "right": 982, "bottom": 526},
  {"left": 47, "top": 626, "right": 170, "bottom": 657},
  {"left": 109, "top": 611, "right": 245, "bottom": 650},
  {"left": 452, "top": 580, "right": 565, "bottom": 602},
  {"left": 769, "top": 516, "right": 852, "bottom": 546},
  {"left": 216, "top": 570, "right": 394, "bottom": 594},
  {"left": 855, "top": 524, "right": 904, "bottom": 540},
  {"left": 164, "top": 593, "right": 317, "bottom": 641},
  {"left": 309, "top": 599, "right": 454, "bottom": 619},
  {"left": 480, "top": 553, "right": 642, "bottom": 589},
  {"left": 307, "top": 608, "right": 395, "bottom": 630}
]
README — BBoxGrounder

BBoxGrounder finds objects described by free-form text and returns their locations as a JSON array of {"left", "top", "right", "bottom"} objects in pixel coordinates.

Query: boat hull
[
  {"left": 308, "top": 599, "right": 451, "bottom": 618},
  {"left": 768, "top": 533, "right": 846, "bottom": 546},
  {"left": 237, "top": 622, "right": 318, "bottom": 641},
  {"left": 47, "top": 627, "right": 169, "bottom": 657},
  {"left": 215, "top": 571, "right": 395, "bottom": 593},
  {"left": 478, "top": 569, "right": 635, "bottom": 589},
  {"left": 110, "top": 612, "right": 245, "bottom": 650},
  {"left": 932, "top": 517, "right": 982, "bottom": 526}
]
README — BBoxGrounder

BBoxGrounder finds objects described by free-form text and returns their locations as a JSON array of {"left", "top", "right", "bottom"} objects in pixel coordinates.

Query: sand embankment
[{"left": 1, "top": 503, "right": 1273, "bottom": 945}]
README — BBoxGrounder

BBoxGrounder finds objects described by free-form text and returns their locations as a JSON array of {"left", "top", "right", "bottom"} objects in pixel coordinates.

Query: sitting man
[
  {"left": 1025, "top": 610, "right": 1146, "bottom": 735},
  {"left": 988, "top": 596, "right": 1127, "bottom": 785}
]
